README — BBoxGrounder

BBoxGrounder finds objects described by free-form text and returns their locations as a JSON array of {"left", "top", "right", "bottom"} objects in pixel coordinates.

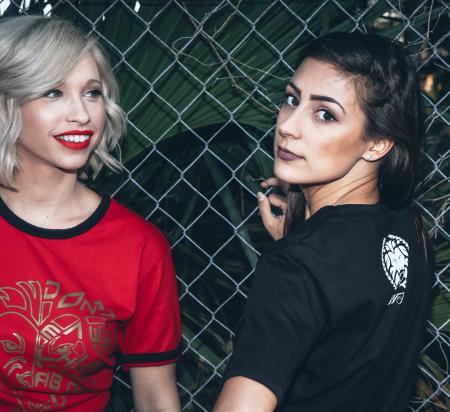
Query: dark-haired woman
[{"left": 214, "top": 32, "right": 431, "bottom": 412}]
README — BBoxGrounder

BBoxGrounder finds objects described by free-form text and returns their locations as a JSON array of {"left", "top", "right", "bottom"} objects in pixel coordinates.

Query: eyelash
[
  {"left": 284, "top": 93, "right": 299, "bottom": 107},
  {"left": 316, "top": 108, "right": 336, "bottom": 123},
  {"left": 85, "top": 89, "right": 103, "bottom": 98},
  {"left": 41, "top": 88, "right": 103, "bottom": 99},
  {"left": 284, "top": 93, "right": 336, "bottom": 123},
  {"left": 43, "top": 89, "right": 62, "bottom": 98}
]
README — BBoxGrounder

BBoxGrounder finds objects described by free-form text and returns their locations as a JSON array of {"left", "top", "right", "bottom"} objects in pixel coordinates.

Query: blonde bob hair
[{"left": 0, "top": 15, "right": 126, "bottom": 187}]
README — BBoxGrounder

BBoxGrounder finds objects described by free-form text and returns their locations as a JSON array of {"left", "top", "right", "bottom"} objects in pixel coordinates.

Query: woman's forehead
[
  {"left": 61, "top": 54, "right": 101, "bottom": 85},
  {"left": 290, "top": 58, "right": 359, "bottom": 107}
]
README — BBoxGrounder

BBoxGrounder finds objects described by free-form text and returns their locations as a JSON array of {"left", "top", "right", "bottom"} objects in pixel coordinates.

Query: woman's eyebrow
[
  {"left": 310, "top": 94, "right": 346, "bottom": 114},
  {"left": 86, "top": 79, "right": 102, "bottom": 86},
  {"left": 288, "top": 81, "right": 301, "bottom": 96},
  {"left": 288, "top": 81, "right": 345, "bottom": 114}
]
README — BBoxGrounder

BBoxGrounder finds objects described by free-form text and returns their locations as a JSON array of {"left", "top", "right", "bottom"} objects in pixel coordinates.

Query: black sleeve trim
[{"left": 119, "top": 345, "right": 182, "bottom": 364}]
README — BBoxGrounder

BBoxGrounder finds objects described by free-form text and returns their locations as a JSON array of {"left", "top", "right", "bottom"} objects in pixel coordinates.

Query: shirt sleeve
[
  {"left": 222, "top": 246, "right": 328, "bottom": 403},
  {"left": 118, "top": 229, "right": 181, "bottom": 367}
]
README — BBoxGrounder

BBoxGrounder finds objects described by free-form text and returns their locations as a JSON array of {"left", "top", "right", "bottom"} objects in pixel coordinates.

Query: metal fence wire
[{"left": 1, "top": 0, "right": 449, "bottom": 411}]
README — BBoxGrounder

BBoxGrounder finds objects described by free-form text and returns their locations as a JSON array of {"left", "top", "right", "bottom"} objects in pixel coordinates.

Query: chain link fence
[{"left": 1, "top": 0, "right": 449, "bottom": 411}]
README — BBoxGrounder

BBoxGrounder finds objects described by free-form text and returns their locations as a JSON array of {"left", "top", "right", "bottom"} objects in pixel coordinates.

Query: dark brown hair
[{"left": 284, "top": 32, "right": 425, "bottom": 235}]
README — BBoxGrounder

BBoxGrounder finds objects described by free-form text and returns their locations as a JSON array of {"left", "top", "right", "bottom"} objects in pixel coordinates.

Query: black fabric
[
  {"left": 223, "top": 203, "right": 431, "bottom": 412},
  {"left": 118, "top": 344, "right": 182, "bottom": 364},
  {"left": 104, "top": 378, "right": 133, "bottom": 412}
]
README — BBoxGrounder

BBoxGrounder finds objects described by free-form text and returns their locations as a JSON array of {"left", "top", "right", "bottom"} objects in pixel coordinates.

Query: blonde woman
[{"left": 0, "top": 16, "right": 181, "bottom": 411}]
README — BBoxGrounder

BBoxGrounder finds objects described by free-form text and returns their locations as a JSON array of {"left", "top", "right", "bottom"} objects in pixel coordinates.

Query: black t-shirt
[{"left": 223, "top": 203, "right": 431, "bottom": 412}]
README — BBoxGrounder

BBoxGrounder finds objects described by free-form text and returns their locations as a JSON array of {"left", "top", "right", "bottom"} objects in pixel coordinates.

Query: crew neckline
[
  {"left": 280, "top": 201, "right": 388, "bottom": 243},
  {"left": 321, "top": 202, "right": 386, "bottom": 214},
  {"left": 0, "top": 194, "right": 111, "bottom": 239}
]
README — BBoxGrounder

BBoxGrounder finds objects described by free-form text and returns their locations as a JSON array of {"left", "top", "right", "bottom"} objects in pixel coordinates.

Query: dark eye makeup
[
  {"left": 316, "top": 108, "right": 336, "bottom": 123},
  {"left": 282, "top": 87, "right": 339, "bottom": 124},
  {"left": 42, "top": 89, "right": 62, "bottom": 98},
  {"left": 85, "top": 89, "right": 103, "bottom": 98},
  {"left": 284, "top": 93, "right": 299, "bottom": 107},
  {"left": 39, "top": 87, "right": 103, "bottom": 99}
]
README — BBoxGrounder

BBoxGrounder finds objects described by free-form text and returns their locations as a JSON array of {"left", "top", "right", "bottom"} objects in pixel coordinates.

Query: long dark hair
[{"left": 284, "top": 32, "right": 427, "bottom": 242}]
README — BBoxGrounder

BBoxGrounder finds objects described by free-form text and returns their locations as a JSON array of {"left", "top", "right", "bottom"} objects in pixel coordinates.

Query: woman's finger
[
  {"left": 257, "top": 192, "right": 285, "bottom": 240},
  {"left": 260, "top": 177, "right": 290, "bottom": 194},
  {"left": 267, "top": 193, "right": 288, "bottom": 212},
  {"left": 260, "top": 177, "right": 280, "bottom": 188}
]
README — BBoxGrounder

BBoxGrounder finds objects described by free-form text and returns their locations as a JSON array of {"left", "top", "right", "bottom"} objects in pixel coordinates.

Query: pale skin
[
  {"left": 130, "top": 364, "right": 180, "bottom": 412},
  {"left": 0, "top": 54, "right": 180, "bottom": 412},
  {"left": 213, "top": 58, "right": 394, "bottom": 411}
]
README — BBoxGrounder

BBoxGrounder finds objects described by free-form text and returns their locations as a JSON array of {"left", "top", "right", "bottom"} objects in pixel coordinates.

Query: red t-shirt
[{"left": 0, "top": 196, "right": 181, "bottom": 411}]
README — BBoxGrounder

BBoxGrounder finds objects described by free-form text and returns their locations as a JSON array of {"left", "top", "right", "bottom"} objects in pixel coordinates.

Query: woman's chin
[{"left": 274, "top": 168, "right": 307, "bottom": 186}]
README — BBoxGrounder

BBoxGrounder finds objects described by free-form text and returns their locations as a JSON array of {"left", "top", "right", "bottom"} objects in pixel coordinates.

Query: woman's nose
[
  {"left": 277, "top": 109, "right": 302, "bottom": 140},
  {"left": 66, "top": 97, "right": 90, "bottom": 124}
]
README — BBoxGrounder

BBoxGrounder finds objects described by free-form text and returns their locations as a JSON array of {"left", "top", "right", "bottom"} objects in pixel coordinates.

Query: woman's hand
[{"left": 257, "top": 177, "right": 288, "bottom": 241}]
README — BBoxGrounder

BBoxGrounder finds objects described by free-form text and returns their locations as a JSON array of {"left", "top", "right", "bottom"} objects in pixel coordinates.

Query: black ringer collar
[{"left": 0, "top": 194, "right": 110, "bottom": 239}]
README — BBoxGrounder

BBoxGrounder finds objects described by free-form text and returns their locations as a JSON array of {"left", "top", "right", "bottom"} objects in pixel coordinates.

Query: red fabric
[{"left": 0, "top": 198, "right": 181, "bottom": 411}]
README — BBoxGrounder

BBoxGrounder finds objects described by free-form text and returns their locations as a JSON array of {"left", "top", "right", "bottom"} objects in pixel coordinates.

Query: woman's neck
[
  {"left": 302, "top": 169, "right": 380, "bottom": 218},
  {"left": 0, "top": 169, "right": 100, "bottom": 229}
]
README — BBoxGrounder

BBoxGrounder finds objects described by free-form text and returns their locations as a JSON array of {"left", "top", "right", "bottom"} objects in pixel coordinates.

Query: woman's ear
[{"left": 363, "top": 138, "right": 394, "bottom": 162}]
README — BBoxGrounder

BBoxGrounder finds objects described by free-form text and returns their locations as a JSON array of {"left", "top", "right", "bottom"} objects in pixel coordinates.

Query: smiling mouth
[
  {"left": 277, "top": 146, "right": 304, "bottom": 161},
  {"left": 53, "top": 130, "right": 93, "bottom": 150}
]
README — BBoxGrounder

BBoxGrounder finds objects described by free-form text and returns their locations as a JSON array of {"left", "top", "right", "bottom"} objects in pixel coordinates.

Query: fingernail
[{"left": 257, "top": 192, "right": 265, "bottom": 201}]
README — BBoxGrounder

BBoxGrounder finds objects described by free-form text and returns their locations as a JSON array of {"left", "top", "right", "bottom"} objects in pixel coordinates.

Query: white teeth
[{"left": 55, "top": 134, "right": 90, "bottom": 143}]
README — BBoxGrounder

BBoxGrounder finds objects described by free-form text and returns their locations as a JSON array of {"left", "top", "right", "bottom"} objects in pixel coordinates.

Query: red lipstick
[
  {"left": 277, "top": 146, "right": 304, "bottom": 161},
  {"left": 53, "top": 130, "right": 94, "bottom": 151}
]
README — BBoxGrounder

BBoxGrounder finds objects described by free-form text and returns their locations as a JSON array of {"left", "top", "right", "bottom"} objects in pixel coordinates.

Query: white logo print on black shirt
[
  {"left": 382, "top": 234, "right": 409, "bottom": 290},
  {"left": 382, "top": 234, "right": 409, "bottom": 306}
]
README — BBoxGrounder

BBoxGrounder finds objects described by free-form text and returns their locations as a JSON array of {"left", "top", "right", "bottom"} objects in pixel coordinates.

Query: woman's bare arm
[
  {"left": 213, "top": 376, "right": 277, "bottom": 412},
  {"left": 130, "top": 364, "right": 180, "bottom": 412}
]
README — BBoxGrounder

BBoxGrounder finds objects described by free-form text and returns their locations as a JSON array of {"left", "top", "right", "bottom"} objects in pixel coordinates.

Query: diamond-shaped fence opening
[{"left": 1, "top": 1, "right": 448, "bottom": 411}]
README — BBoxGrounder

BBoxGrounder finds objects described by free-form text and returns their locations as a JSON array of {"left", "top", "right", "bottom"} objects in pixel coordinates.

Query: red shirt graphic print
[{"left": 0, "top": 196, "right": 181, "bottom": 411}]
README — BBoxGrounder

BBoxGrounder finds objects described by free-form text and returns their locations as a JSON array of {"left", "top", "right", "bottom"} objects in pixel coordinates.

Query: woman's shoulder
[
  {"left": 102, "top": 197, "right": 170, "bottom": 247},
  {"left": 283, "top": 203, "right": 413, "bottom": 246},
  {"left": 265, "top": 203, "right": 416, "bottom": 277},
  {"left": 256, "top": 204, "right": 422, "bottom": 318}
]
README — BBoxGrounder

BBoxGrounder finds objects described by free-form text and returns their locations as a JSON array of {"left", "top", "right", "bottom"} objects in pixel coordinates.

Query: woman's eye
[
  {"left": 43, "top": 89, "right": 62, "bottom": 98},
  {"left": 316, "top": 109, "right": 336, "bottom": 122},
  {"left": 284, "top": 93, "right": 299, "bottom": 107},
  {"left": 85, "top": 89, "right": 103, "bottom": 98}
]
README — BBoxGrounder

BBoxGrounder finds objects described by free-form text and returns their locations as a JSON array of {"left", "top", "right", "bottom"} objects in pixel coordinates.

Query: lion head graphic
[{"left": 381, "top": 234, "right": 409, "bottom": 290}]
